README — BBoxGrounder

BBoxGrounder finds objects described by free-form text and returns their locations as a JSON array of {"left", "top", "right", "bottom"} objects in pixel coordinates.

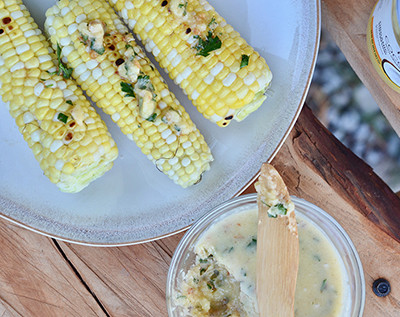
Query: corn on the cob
[
  {"left": 109, "top": 0, "right": 272, "bottom": 127},
  {"left": 45, "top": 0, "right": 213, "bottom": 188},
  {"left": 0, "top": 0, "right": 118, "bottom": 193}
]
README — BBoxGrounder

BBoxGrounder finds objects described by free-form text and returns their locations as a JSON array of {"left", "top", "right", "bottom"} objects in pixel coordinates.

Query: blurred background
[{"left": 306, "top": 29, "right": 400, "bottom": 192}]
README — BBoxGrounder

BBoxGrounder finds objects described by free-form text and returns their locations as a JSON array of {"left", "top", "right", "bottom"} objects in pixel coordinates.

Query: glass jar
[
  {"left": 166, "top": 194, "right": 365, "bottom": 316},
  {"left": 367, "top": 0, "right": 400, "bottom": 93}
]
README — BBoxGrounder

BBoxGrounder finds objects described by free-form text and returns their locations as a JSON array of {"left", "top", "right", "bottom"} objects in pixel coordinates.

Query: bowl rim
[{"left": 166, "top": 193, "right": 366, "bottom": 316}]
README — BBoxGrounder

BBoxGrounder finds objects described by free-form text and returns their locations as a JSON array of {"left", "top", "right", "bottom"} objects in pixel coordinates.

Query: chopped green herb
[
  {"left": 40, "top": 78, "right": 46, "bottom": 81},
  {"left": 57, "top": 113, "right": 68, "bottom": 124},
  {"left": 207, "top": 280, "right": 216, "bottom": 291},
  {"left": 45, "top": 84, "right": 53, "bottom": 88},
  {"left": 125, "top": 44, "right": 133, "bottom": 50},
  {"left": 178, "top": 1, "right": 188, "bottom": 16},
  {"left": 200, "top": 268, "right": 206, "bottom": 275},
  {"left": 224, "top": 246, "right": 234, "bottom": 253},
  {"left": 47, "top": 43, "right": 73, "bottom": 79},
  {"left": 146, "top": 113, "right": 157, "bottom": 122},
  {"left": 275, "top": 203, "right": 287, "bottom": 215},
  {"left": 120, "top": 82, "right": 135, "bottom": 98},
  {"left": 176, "top": 295, "right": 186, "bottom": 300},
  {"left": 208, "top": 17, "right": 216, "bottom": 28},
  {"left": 268, "top": 203, "right": 288, "bottom": 218},
  {"left": 174, "top": 125, "right": 181, "bottom": 133},
  {"left": 193, "top": 277, "right": 199, "bottom": 284},
  {"left": 59, "top": 63, "right": 73, "bottom": 79},
  {"left": 247, "top": 237, "right": 257, "bottom": 249},
  {"left": 137, "top": 75, "right": 151, "bottom": 90},
  {"left": 240, "top": 54, "right": 249, "bottom": 68},
  {"left": 194, "top": 31, "right": 222, "bottom": 57},
  {"left": 90, "top": 38, "right": 105, "bottom": 55},
  {"left": 199, "top": 258, "right": 208, "bottom": 263},
  {"left": 66, "top": 100, "right": 73, "bottom": 105},
  {"left": 320, "top": 279, "right": 327, "bottom": 292}
]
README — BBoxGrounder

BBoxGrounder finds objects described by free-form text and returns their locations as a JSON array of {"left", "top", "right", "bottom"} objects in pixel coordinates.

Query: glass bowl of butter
[{"left": 167, "top": 194, "right": 365, "bottom": 317}]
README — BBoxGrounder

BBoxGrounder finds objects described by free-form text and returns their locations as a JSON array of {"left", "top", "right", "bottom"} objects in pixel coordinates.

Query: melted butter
[{"left": 191, "top": 208, "right": 349, "bottom": 317}]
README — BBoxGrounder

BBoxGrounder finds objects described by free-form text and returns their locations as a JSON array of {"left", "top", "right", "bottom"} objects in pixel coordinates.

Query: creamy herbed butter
[{"left": 178, "top": 208, "right": 349, "bottom": 317}]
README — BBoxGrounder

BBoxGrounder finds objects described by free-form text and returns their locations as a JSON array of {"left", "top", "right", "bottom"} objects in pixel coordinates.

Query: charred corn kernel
[
  {"left": 45, "top": 0, "right": 213, "bottom": 188},
  {"left": 0, "top": 0, "right": 118, "bottom": 193},
  {"left": 110, "top": 0, "right": 272, "bottom": 126}
]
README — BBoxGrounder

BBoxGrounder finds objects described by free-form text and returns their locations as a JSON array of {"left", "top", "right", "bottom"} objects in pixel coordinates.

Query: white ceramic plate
[{"left": 0, "top": 0, "right": 320, "bottom": 245}]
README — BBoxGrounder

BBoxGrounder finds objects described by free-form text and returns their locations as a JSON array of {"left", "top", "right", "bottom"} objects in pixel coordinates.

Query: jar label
[{"left": 369, "top": 0, "right": 400, "bottom": 88}]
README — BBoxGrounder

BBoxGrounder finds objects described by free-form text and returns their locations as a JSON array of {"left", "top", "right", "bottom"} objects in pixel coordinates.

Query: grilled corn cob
[
  {"left": 109, "top": 0, "right": 272, "bottom": 127},
  {"left": 0, "top": 0, "right": 118, "bottom": 192},
  {"left": 45, "top": 0, "right": 213, "bottom": 188}
]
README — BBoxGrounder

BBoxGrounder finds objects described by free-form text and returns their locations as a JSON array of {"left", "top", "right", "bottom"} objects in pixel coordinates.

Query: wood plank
[
  {"left": 57, "top": 107, "right": 400, "bottom": 316},
  {"left": 0, "top": 221, "right": 106, "bottom": 316},
  {"left": 57, "top": 233, "right": 184, "bottom": 316},
  {"left": 321, "top": 0, "right": 400, "bottom": 136}
]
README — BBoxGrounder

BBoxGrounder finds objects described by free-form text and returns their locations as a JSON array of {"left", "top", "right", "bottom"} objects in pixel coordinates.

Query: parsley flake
[
  {"left": 57, "top": 113, "right": 68, "bottom": 124},
  {"left": 120, "top": 82, "right": 135, "bottom": 98},
  {"left": 90, "top": 38, "right": 105, "bottom": 55},
  {"left": 137, "top": 75, "right": 152, "bottom": 90},
  {"left": 178, "top": 1, "right": 188, "bottom": 16},
  {"left": 194, "top": 31, "right": 222, "bottom": 57},
  {"left": 146, "top": 113, "right": 157, "bottom": 122},
  {"left": 268, "top": 203, "right": 288, "bottom": 218},
  {"left": 48, "top": 43, "right": 73, "bottom": 79},
  {"left": 320, "top": 279, "right": 327, "bottom": 292},
  {"left": 246, "top": 237, "right": 257, "bottom": 249},
  {"left": 66, "top": 100, "right": 73, "bottom": 105},
  {"left": 208, "top": 17, "right": 217, "bottom": 29},
  {"left": 240, "top": 54, "right": 249, "bottom": 68}
]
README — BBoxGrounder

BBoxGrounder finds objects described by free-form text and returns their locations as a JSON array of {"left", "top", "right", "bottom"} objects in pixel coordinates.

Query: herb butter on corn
[
  {"left": 0, "top": 0, "right": 118, "bottom": 193},
  {"left": 109, "top": 0, "right": 273, "bottom": 127},
  {"left": 45, "top": 0, "right": 213, "bottom": 188}
]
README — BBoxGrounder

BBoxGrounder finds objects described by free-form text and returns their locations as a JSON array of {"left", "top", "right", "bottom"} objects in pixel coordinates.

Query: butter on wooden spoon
[{"left": 255, "top": 163, "right": 299, "bottom": 317}]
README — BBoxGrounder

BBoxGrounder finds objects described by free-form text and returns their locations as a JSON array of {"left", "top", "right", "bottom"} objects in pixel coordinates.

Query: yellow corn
[
  {"left": 45, "top": 0, "right": 213, "bottom": 187},
  {"left": 0, "top": 0, "right": 118, "bottom": 193},
  {"left": 109, "top": 0, "right": 273, "bottom": 127}
]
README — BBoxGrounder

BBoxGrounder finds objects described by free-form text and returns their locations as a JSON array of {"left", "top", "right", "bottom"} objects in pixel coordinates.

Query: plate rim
[{"left": 0, "top": 0, "right": 321, "bottom": 246}]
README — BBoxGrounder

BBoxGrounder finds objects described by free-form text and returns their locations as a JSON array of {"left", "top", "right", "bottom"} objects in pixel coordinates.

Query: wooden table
[{"left": 2, "top": 1, "right": 400, "bottom": 316}]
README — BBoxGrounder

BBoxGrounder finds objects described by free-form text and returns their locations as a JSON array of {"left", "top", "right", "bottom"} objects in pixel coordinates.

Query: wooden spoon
[{"left": 255, "top": 163, "right": 299, "bottom": 317}]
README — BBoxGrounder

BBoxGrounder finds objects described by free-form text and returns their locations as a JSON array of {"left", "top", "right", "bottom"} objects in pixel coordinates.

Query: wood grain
[
  {"left": 0, "top": 222, "right": 105, "bottom": 316},
  {"left": 55, "top": 233, "right": 184, "bottom": 316},
  {"left": 321, "top": 0, "right": 400, "bottom": 137}
]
